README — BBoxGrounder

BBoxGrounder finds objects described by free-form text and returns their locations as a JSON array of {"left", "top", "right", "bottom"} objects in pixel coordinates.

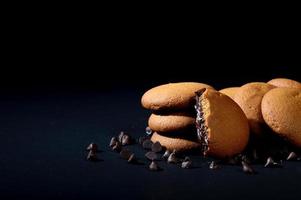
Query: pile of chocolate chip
[
  {"left": 85, "top": 128, "right": 195, "bottom": 171},
  {"left": 105, "top": 128, "right": 194, "bottom": 171},
  {"left": 86, "top": 127, "right": 301, "bottom": 175},
  {"left": 205, "top": 138, "right": 301, "bottom": 175},
  {"left": 140, "top": 127, "right": 193, "bottom": 171},
  {"left": 109, "top": 131, "right": 137, "bottom": 163}
]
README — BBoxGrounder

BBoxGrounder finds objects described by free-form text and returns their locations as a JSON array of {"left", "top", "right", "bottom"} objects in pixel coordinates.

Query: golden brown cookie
[
  {"left": 150, "top": 132, "right": 201, "bottom": 152},
  {"left": 261, "top": 88, "right": 301, "bottom": 147},
  {"left": 219, "top": 87, "right": 239, "bottom": 99},
  {"left": 195, "top": 88, "right": 249, "bottom": 158},
  {"left": 141, "top": 82, "right": 214, "bottom": 111},
  {"left": 234, "top": 82, "right": 275, "bottom": 135},
  {"left": 148, "top": 113, "right": 195, "bottom": 133},
  {"left": 267, "top": 78, "right": 301, "bottom": 89}
]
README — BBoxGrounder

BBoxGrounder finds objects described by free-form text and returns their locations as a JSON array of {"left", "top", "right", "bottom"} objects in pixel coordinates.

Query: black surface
[{"left": 0, "top": 74, "right": 301, "bottom": 200}]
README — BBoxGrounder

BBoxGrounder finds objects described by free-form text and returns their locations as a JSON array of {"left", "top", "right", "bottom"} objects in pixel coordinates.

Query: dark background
[{"left": 0, "top": 7, "right": 301, "bottom": 200}]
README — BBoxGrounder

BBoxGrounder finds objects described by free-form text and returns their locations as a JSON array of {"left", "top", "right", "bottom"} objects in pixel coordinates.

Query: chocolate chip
[
  {"left": 128, "top": 154, "right": 136, "bottom": 163},
  {"left": 209, "top": 161, "right": 219, "bottom": 170},
  {"left": 109, "top": 137, "right": 117, "bottom": 147},
  {"left": 241, "top": 155, "right": 251, "bottom": 164},
  {"left": 242, "top": 161, "right": 255, "bottom": 174},
  {"left": 118, "top": 131, "right": 125, "bottom": 143},
  {"left": 234, "top": 154, "right": 243, "bottom": 161},
  {"left": 120, "top": 149, "right": 132, "bottom": 160},
  {"left": 145, "top": 151, "right": 158, "bottom": 161},
  {"left": 181, "top": 160, "right": 192, "bottom": 169},
  {"left": 183, "top": 156, "right": 190, "bottom": 162},
  {"left": 264, "top": 157, "right": 274, "bottom": 167},
  {"left": 229, "top": 154, "right": 253, "bottom": 165},
  {"left": 139, "top": 136, "right": 148, "bottom": 145},
  {"left": 149, "top": 161, "right": 159, "bottom": 171},
  {"left": 146, "top": 126, "right": 153, "bottom": 136},
  {"left": 86, "top": 143, "right": 98, "bottom": 152},
  {"left": 162, "top": 150, "right": 171, "bottom": 160},
  {"left": 142, "top": 139, "right": 153, "bottom": 150},
  {"left": 167, "top": 150, "right": 179, "bottom": 164},
  {"left": 87, "top": 150, "right": 98, "bottom": 161},
  {"left": 287, "top": 152, "right": 298, "bottom": 161},
  {"left": 252, "top": 149, "right": 259, "bottom": 161},
  {"left": 121, "top": 135, "right": 132, "bottom": 146},
  {"left": 264, "top": 157, "right": 282, "bottom": 168},
  {"left": 151, "top": 141, "right": 163, "bottom": 153},
  {"left": 112, "top": 142, "right": 121, "bottom": 152}
]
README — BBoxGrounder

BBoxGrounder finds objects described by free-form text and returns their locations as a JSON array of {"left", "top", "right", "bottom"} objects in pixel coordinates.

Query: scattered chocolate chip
[
  {"left": 209, "top": 161, "right": 219, "bottom": 170},
  {"left": 149, "top": 161, "right": 159, "bottom": 171},
  {"left": 121, "top": 134, "right": 132, "bottom": 146},
  {"left": 139, "top": 136, "right": 148, "bottom": 145},
  {"left": 146, "top": 126, "right": 153, "bottom": 135},
  {"left": 120, "top": 149, "right": 132, "bottom": 160},
  {"left": 145, "top": 151, "right": 158, "bottom": 161},
  {"left": 242, "top": 161, "right": 255, "bottom": 174},
  {"left": 128, "top": 154, "right": 136, "bottom": 163},
  {"left": 109, "top": 137, "right": 117, "bottom": 147},
  {"left": 118, "top": 131, "right": 125, "bottom": 143},
  {"left": 264, "top": 157, "right": 282, "bottom": 168},
  {"left": 87, "top": 150, "right": 98, "bottom": 161},
  {"left": 287, "top": 152, "right": 298, "bottom": 161},
  {"left": 86, "top": 143, "right": 98, "bottom": 152},
  {"left": 112, "top": 142, "right": 121, "bottom": 152},
  {"left": 142, "top": 139, "right": 153, "bottom": 150},
  {"left": 181, "top": 160, "right": 192, "bottom": 169},
  {"left": 167, "top": 150, "right": 179, "bottom": 164},
  {"left": 162, "top": 150, "right": 171, "bottom": 160},
  {"left": 151, "top": 141, "right": 163, "bottom": 153}
]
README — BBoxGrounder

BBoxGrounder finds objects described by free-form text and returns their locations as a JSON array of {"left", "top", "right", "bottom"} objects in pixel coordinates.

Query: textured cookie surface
[
  {"left": 261, "top": 88, "right": 301, "bottom": 147},
  {"left": 234, "top": 82, "right": 275, "bottom": 135},
  {"left": 148, "top": 113, "right": 195, "bottom": 133},
  {"left": 150, "top": 132, "right": 201, "bottom": 152},
  {"left": 198, "top": 89, "right": 249, "bottom": 158},
  {"left": 267, "top": 78, "right": 301, "bottom": 89},
  {"left": 141, "top": 82, "right": 214, "bottom": 111},
  {"left": 219, "top": 87, "right": 239, "bottom": 99}
]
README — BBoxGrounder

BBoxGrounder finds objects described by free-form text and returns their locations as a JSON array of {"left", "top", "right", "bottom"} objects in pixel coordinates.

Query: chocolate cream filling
[{"left": 195, "top": 89, "right": 209, "bottom": 154}]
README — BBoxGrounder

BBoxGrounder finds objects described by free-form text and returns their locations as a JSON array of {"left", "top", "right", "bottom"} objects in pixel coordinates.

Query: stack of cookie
[
  {"left": 141, "top": 78, "right": 301, "bottom": 158},
  {"left": 141, "top": 82, "right": 213, "bottom": 152}
]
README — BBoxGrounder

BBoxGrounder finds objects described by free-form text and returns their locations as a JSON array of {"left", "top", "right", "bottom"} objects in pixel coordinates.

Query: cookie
[
  {"left": 141, "top": 82, "right": 214, "bottom": 111},
  {"left": 195, "top": 88, "right": 249, "bottom": 158},
  {"left": 219, "top": 87, "right": 239, "bottom": 99},
  {"left": 234, "top": 82, "right": 275, "bottom": 135},
  {"left": 150, "top": 132, "right": 201, "bottom": 152},
  {"left": 261, "top": 88, "right": 301, "bottom": 147},
  {"left": 148, "top": 113, "right": 195, "bottom": 133},
  {"left": 267, "top": 78, "right": 301, "bottom": 89}
]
